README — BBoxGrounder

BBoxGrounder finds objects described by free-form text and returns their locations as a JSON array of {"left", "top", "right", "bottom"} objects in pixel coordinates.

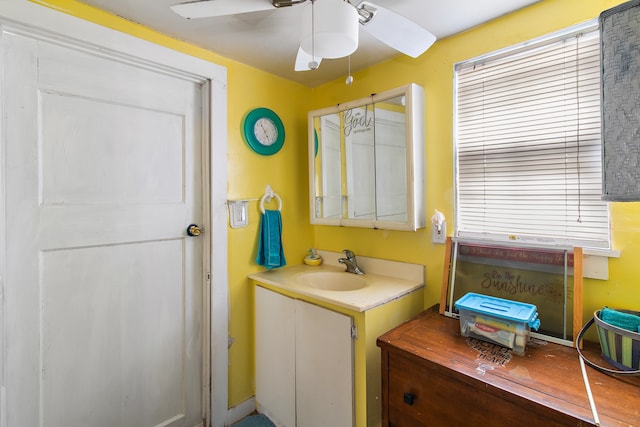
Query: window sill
[
  {"left": 583, "top": 248, "right": 620, "bottom": 280},
  {"left": 583, "top": 248, "right": 620, "bottom": 258}
]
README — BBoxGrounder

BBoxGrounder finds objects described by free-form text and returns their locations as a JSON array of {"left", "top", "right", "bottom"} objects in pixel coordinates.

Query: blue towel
[
  {"left": 600, "top": 307, "right": 640, "bottom": 333},
  {"left": 256, "top": 209, "right": 286, "bottom": 269}
]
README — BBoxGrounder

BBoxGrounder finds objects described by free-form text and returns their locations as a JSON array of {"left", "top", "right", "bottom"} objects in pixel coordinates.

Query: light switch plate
[{"left": 229, "top": 200, "right": 248, "bottom": 228}]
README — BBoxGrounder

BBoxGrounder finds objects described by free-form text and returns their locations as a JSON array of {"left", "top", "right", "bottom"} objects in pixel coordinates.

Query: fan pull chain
[
  {"left": 346, "top": 55, "right": 353, "bottom": 85},
  {"left": 308, "top": 0, "right": 319, "bottom": 70}
]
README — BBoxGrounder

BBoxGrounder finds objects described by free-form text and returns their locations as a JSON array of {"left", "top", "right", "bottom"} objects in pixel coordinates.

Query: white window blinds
[{"left": 455, "top": 26, "right": 610, "bottom": 249}]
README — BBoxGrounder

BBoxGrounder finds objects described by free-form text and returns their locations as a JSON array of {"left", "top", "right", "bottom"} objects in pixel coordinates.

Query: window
[{"left": 454, "top": 23, "right": 610, "bottom": 249}]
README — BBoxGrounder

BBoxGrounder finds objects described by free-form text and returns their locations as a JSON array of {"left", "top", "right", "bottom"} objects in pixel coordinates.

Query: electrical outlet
[{"left": 431, "top": 221, "right": 447, "bottom": 244}]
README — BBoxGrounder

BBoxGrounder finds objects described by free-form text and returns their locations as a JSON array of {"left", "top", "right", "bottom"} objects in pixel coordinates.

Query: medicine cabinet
[{"left": 308, "top": 83, "right": 426, "bottom": 231}]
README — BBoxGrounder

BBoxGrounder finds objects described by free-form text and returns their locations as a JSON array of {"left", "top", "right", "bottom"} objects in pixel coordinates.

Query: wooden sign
[{"left": 441, "top": 238, "right": 583, "bottom": 347}]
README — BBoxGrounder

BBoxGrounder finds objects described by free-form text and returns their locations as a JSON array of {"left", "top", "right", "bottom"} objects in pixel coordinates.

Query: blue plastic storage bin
[{"left": 455, "top": 293, "right": 540, "bottom": 355}]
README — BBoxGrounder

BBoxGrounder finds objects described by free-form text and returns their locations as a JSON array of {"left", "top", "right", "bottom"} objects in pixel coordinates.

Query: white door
[{"left": 3, "top": 31, "right": 206, "bottom": 427}]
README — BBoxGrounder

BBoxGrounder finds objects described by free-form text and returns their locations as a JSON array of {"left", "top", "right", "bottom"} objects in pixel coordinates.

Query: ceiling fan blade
[
  {"left": 170, "top": 0, "right": 274, "bottom": 19},
  {"left": 356, "top": 1, "right": 436, "bottom": 58},
  {"left": 295, "top": 46, "right": 323, "bottom": 71}
]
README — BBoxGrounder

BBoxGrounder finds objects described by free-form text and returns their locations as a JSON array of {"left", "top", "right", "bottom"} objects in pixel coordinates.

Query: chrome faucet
[{"left": 338, "top": 249, "right": 364, "bottom": 274}]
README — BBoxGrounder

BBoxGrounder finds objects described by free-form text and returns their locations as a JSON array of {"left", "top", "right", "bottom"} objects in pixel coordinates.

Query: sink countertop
[{"left": 248, "top": 254, "right": 425, "bottom": 312}]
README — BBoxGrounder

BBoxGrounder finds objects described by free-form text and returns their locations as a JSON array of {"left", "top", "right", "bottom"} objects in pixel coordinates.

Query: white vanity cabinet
[
  {"left": 255, "top": 286, "right": 354, "bottom": 427},
  {"left": 249, "top": 256, "right": 426, "bottom": 427}
]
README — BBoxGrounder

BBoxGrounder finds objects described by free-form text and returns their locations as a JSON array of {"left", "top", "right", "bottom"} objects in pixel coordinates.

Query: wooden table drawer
[{"left": 387, "top": 351, "right": 581, "bottom": 426}]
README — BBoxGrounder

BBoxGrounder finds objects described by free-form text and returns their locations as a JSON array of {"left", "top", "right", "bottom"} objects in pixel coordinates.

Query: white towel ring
[{"left": 259, "top": 190, "right": 282, "bottom": 214}]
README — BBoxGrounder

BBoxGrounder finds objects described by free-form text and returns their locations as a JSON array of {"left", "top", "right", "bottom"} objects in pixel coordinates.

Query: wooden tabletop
[{"left": 377, "top": 305, "right": 640, "bottom": 426}]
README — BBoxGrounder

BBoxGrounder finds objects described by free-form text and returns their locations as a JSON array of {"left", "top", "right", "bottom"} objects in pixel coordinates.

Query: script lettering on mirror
[{"left": 343, "top": 108, "right": 373, "bottom": 137}]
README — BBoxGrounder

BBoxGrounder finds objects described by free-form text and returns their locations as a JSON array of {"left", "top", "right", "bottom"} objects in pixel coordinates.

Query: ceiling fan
[{"left": 170, "top": 0, "right": 437, "bottom": 72}]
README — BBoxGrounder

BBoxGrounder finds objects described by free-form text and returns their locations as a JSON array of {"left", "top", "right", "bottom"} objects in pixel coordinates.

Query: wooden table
[{"left": 377, "top": 305, "right": 640, "bottom": 426}]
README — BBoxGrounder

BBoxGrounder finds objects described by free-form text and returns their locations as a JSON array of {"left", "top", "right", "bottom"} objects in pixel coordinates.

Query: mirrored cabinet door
[
  {"left": 308, "top": 83, "right": 425, "bottom": 231},
  {"left": 344, "top": 103, "right": 376, "bottom": 220},
  {"left": 312, "top": 113, "right": 342, "bottom": 219},
  {"left": 374, "top": 94, "right": 408, "bottom": 223}
]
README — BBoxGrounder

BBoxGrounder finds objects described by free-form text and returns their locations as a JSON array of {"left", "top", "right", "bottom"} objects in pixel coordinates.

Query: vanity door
[
  {"left": 255, "top": 286, "right": 354, "bottom": 427},
  {"left": 255, "top": 286, "right": 296, "bottom": 426},
  {"left": 296, "top": 299, "right": 354, "bottom": 427}
]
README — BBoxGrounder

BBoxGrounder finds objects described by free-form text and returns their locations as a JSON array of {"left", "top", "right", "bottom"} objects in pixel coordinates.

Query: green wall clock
[{"left": 243, "top": 108, "right": 285, "bottom": 156}]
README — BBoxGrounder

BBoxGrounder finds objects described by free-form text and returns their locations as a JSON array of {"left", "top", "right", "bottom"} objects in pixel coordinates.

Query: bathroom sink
[
  {"left": 295, "top": 271, "right": 367, "bottom": 291},
  {"left": 249, "top": 251, "right": 425, "bottom": 312}
]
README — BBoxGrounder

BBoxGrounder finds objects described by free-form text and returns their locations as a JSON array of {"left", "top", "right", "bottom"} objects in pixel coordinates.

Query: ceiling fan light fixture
[{"left": 300, "top": 0, "right": 359, "bottom": 59}]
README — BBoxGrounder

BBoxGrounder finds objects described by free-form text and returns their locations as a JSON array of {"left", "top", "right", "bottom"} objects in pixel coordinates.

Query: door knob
[{"left": 187, "top": 224, "right": 202, "bottom": 237}]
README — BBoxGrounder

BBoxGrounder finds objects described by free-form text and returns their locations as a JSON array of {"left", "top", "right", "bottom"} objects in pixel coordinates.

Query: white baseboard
[
  {"left": 255, "top": 404, "right": 285, "bottom": 427},
  {"left": 226, "top": 396, "right": 256, "bottom": 426}
]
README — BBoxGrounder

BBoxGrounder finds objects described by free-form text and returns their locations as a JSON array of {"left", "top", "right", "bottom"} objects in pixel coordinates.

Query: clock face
[
  {"left": 243, "top": 108, "right": 285, "bottom": 156},
  {"left": 254, "top": 117, "right": 278, "bottom": 146}
]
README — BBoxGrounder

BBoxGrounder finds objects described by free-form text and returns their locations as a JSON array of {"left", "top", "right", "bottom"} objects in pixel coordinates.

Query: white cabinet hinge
[{"left": 351, "top": 324, "right": 358, "bottom": 340}]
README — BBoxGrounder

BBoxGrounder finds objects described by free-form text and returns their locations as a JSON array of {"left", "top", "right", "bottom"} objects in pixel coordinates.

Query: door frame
[{"left": 0, "top": 3, "right": 229, "bottom": 427}]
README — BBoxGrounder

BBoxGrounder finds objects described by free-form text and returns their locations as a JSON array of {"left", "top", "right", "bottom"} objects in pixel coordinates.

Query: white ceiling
[{"left": 77, "top": 0, "right": 540, "bottom": 87}]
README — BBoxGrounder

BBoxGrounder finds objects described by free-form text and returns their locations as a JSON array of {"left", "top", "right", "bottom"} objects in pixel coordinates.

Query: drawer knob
[{"left": 403, "top": 392, "right": 415, "bottom": 406}]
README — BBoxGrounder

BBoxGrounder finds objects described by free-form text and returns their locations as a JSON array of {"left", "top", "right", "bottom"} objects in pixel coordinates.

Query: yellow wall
[
  {"left": 310, "top": 0, "right": 640, "bottom": 344},
  {"left": 225, "top": 70, "right": 311, "bottom": 405},
  {"left": 30, "top": 0, "right": 640, "bottom": 412}
]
